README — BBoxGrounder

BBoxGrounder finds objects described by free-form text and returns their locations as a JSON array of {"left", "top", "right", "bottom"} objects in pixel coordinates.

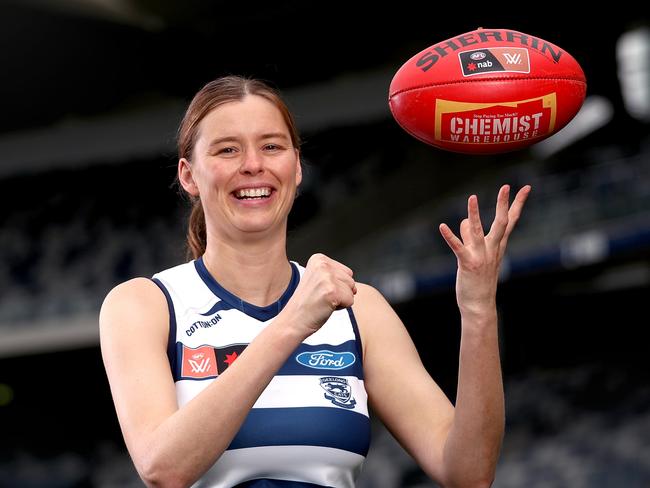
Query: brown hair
[{"left": 177, "top": 75, "right": 302, "bottom": 260}]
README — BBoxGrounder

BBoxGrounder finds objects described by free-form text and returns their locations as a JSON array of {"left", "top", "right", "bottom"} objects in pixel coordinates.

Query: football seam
[
  {"left": 388, "top": 100, "right": 446, "bottom": 147},
  {"left": 389, "top": 76, "right": 586, "bottom": 98}
]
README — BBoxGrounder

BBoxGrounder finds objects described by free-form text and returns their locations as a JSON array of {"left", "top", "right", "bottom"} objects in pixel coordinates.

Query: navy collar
[{"left": 194, "top": 257, "right": 300, "bottom": 322}]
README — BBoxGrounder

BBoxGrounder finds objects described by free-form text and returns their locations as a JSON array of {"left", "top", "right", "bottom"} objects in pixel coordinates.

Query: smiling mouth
[{"left": 233, "top": 187, "right": 273, "bottom": 200}]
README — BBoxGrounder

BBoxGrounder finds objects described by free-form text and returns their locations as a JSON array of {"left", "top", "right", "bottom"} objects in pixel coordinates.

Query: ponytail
[{"left": 186, "top": 199, "right": 207, "bottom": 260}]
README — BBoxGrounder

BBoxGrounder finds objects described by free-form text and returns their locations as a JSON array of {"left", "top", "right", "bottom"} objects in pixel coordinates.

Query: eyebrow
[{"left": 208, "top": 132, "right": 290, "bottom": 148}]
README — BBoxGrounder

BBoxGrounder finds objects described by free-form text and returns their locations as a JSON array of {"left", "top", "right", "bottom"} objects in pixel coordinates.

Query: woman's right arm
[
  {"left": 99, "top": 255, "right": 355, "bottom": 488},
  {"left": 100, "top": 278, "right": 307, "bottom": 487}
]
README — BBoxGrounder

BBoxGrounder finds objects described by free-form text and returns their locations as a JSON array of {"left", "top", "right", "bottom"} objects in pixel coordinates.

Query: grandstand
[{"left": 0, "top": 2, "right": 648, "bottom": 487}]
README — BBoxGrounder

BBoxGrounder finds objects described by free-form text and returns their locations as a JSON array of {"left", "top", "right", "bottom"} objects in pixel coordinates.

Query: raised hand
[
  {"left": 282, "top": 253, "right": 357, "bottom": 336},
  {"left": 438, "top": 185, "right": 531, "bottom": 319}
]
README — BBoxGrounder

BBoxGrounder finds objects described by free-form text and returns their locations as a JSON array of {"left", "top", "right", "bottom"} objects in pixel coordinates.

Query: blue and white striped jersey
[{"left": 152, "top": 257, "right": 370, "bottom": 488}]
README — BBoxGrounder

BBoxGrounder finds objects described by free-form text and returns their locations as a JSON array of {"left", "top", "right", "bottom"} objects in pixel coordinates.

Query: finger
[
  {"left": 439, "top": 223, "right": 467, "bottom": 259},
  {"left": 328, "top": 257, "right": 354, "bottom": 277},
  {"left": 459, "top": 218, "right": 471, "bottom": 244},
  {"left": 331, "top": 272, "right": 356, "bottom": 309},
  {"left": 335, "top": 286, "right": 356, "bottom": 309},
  {"left": 468, "top": 194, "right": 485, "bottom": 244},
  {"left": 335, "top": 270, "right": 357, "bottom": 295},
  {"left": 487, "top": 184, "right": 510, "bottom": 246},
  {"left": 503, "top": 185, "right": 532, "bottom": 240},
  {"left": 497, "top": 185, "right": 532, "bottom": 261},
  {"left": 313, "top": 253, "right": 354, "bottom": 278}
]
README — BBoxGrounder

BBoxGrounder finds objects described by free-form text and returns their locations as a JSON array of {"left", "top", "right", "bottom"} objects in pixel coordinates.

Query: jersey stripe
[
  {"left": 203, "top": 445, "right": 363, "bottom": 488},
  {"left": 199, "top": 299, "right": 236, "bottom": 315},
  {"left": 254, "top": 376, "right": 367, "bottom": 414},
  {"left": 235, "top": 479, "right": 334, "bottom": 488},
  {"left": 151, "top": 277, "right": 177, "bottom": 371},
  {"left": 228, "top": 407, "right": 370, "bottom": 456},
  {"left": 173, "top": 339, "right": 364, "bottom": 382},
  {"left": 347, "top": 308, "right": 363, "bottom": 364},
  {"left": 176, "top": 375, "right": 368, "bottom": 416}
]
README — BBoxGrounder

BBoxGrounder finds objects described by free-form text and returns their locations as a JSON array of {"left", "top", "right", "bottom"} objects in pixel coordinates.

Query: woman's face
[{"left": 180, "top": 95, "right": 302, "bottom": 240}]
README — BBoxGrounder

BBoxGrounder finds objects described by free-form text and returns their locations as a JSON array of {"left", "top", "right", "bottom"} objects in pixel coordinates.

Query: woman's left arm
[
  {"left": 355, "top": 184, "right": 530, "bottom": 488},
  {"left": 437, "top": 184, "right": 530, "bottom": 487}
]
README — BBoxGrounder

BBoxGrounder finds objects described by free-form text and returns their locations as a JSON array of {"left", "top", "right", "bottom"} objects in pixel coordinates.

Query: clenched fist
[{"left": 281, "top": 253, "right": 356, "bottom": 336}]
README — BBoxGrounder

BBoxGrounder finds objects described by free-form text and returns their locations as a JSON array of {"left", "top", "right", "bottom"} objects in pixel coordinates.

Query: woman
[{"left": 100, "top": 75, "right": 531, "bottom": 488}]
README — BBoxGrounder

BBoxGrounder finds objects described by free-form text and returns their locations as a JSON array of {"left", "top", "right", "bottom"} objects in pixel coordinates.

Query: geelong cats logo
[{"left": 319, "top": 377, "right": 356, "bottom": 409}]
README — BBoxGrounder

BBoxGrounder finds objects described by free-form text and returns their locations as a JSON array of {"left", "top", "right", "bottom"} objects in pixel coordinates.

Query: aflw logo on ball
[
  {"left": 459, "top": 48, "right": 530, "bottom": 76},
  {"left": 434, "top": 93, "right": 557, "bottom": 145}
]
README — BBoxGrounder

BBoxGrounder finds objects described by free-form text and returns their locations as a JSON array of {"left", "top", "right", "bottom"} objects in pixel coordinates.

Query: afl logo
[
  {"left": 470, "top": 51, "right": 487, "bottom": 60},
  {"left": 296, "top": 350, "right": 356, "bottom": 370}
]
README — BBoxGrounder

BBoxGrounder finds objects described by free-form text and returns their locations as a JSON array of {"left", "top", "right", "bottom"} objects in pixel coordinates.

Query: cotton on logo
[
  {"left": 503, "top": 52, "right": 522, "bottom": 65},
  {"left": 181, "top": 345, "right": 217, "bottom": 379}
]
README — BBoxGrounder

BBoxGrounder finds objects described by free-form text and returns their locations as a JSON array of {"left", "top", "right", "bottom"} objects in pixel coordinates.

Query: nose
[{"left": 239, "top": 148, "right": 264, "bottom": 176}]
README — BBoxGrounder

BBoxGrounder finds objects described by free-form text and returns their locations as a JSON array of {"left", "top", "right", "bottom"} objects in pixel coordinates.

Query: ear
[
  {"left": 295, "top": 150, "right": 303, "bottom": 187},
  {"left": 178, "top": 158, "right": 199, "bottom": 197}
]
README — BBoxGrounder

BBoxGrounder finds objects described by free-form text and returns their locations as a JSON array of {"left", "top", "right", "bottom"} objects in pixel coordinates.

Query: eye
[
  {"left": 264, "top": 143, "right": 282, "bottom": 151},
  {"left": 216, "top": 147, "right": 237, "bottom": 155}
]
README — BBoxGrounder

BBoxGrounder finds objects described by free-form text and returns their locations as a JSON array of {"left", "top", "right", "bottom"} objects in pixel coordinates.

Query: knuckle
[
  {"left": 465, "top": 258, "right": 484, "bottom": 271},
  {"left": 309, "top": 252, "right": 325, "bottom": 263},
  {"left": 324, "top": 284, "right": 337, "bottom": 299}
]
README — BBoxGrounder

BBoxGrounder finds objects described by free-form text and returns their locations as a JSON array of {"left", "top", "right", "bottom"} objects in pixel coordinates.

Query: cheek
[
  {"left": 197, "top": 165, "right": 229, "bottom": 195},
  {"left": 282, "top": 158, "right": 300, "bottom": 183}
]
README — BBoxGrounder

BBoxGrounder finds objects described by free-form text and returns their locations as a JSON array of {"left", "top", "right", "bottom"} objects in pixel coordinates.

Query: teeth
[{"left": 235, "top": 187, "right": 272, "bottom": 198}]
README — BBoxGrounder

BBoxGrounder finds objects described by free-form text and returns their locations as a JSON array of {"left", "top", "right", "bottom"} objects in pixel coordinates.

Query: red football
[{"left": 389, "top": 28, "right": 587, "bottom": 154}]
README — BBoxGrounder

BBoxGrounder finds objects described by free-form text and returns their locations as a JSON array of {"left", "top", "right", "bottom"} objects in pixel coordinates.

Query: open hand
[{"left": 439, "top": 185, "right": 531, "bottom": 318}]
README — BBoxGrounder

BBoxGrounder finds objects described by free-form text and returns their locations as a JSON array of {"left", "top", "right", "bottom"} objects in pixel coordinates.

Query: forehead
[{"left": 199, "top": 95, "right": 290, "bottom": 141}]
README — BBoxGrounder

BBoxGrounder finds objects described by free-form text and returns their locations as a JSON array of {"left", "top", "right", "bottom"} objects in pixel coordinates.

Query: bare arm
[
  {"left": 437, "top": 184, "right": 531, "bottom": 487},
  {"left": 354, "top": 283, "right": 455, "bottom": 484},
  {"left": 357, "top": 185, "right": 530, "bottom": 488},
  {"left": 100, "top": 278, "right": 307, "bottom": 487},
  {"left": 99, "top": 254, "right": 356, "bottom": 488}
]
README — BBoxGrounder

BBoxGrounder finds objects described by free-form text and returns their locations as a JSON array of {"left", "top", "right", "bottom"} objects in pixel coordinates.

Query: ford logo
[
  {"left": 296, "top": 350, "right": 356, "bottom": 370},
  {"left": 470, "top": 51, "right": 487, "bottom": 60}
]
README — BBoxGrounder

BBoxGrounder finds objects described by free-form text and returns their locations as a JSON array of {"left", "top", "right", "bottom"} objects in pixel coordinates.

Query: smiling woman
[
  {"left": 175, "top": 77, "right": 303, "bottom": 260},
  {"left": 99, "top": 75, "right": 531, "bottom": 488},
  {"left": 178, "top": 92, "right": 302, "bottom": 247}
]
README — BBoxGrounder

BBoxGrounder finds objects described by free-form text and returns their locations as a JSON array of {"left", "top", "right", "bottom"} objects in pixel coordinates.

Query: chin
[{"left": 235, "top": 218, "right": 284, "bottom": 235}]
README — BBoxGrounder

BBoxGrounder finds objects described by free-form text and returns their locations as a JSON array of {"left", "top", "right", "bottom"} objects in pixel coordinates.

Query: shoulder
[
  {"left": 101, "top": 277, "right": 167, "bottom": 314},
  {"left": 353, "top": 282, "right": 393, "bottom": 319},
  {"left": 99, "top": 278, "right": 169, "bottom": 344},
  {"left": 355, "top": 282, "right": 385, "bottom": 299},
  {"left": 351, "top": 282, "right": 403, "bottom": 354}
]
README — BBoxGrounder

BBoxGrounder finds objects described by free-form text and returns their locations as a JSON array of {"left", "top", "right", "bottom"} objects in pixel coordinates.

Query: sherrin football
[{"left": 389, "top": 28, "right": 587, "bottom": 154}]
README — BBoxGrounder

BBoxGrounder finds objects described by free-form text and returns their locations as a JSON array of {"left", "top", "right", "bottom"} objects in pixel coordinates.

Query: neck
[{"left": 201, "top": 226, "right": 293, "bottom": 307}]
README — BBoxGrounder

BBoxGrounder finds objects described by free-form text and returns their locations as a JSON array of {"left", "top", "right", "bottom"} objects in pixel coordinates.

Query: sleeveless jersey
[{"left": 151, "top": 257, "right": 370, "bottom": 488}]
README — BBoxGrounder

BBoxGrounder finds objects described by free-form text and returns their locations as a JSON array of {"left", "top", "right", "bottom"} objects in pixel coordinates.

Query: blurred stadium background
[{"left": 0, "top": 2, "right": 648, "bottom": 487}]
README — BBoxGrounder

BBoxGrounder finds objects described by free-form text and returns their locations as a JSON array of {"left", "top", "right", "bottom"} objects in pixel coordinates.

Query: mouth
[{"left": 232, "top": 186, "right": 274, "bottom": 201}]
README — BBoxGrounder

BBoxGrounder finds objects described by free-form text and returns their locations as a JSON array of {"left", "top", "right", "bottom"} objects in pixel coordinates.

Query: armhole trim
[
  {"left": 347, "top": 307, "right": 363, "bottom": 367},
  {"left": 151, "top": 277, "right": 178, "bottom": 381}
]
